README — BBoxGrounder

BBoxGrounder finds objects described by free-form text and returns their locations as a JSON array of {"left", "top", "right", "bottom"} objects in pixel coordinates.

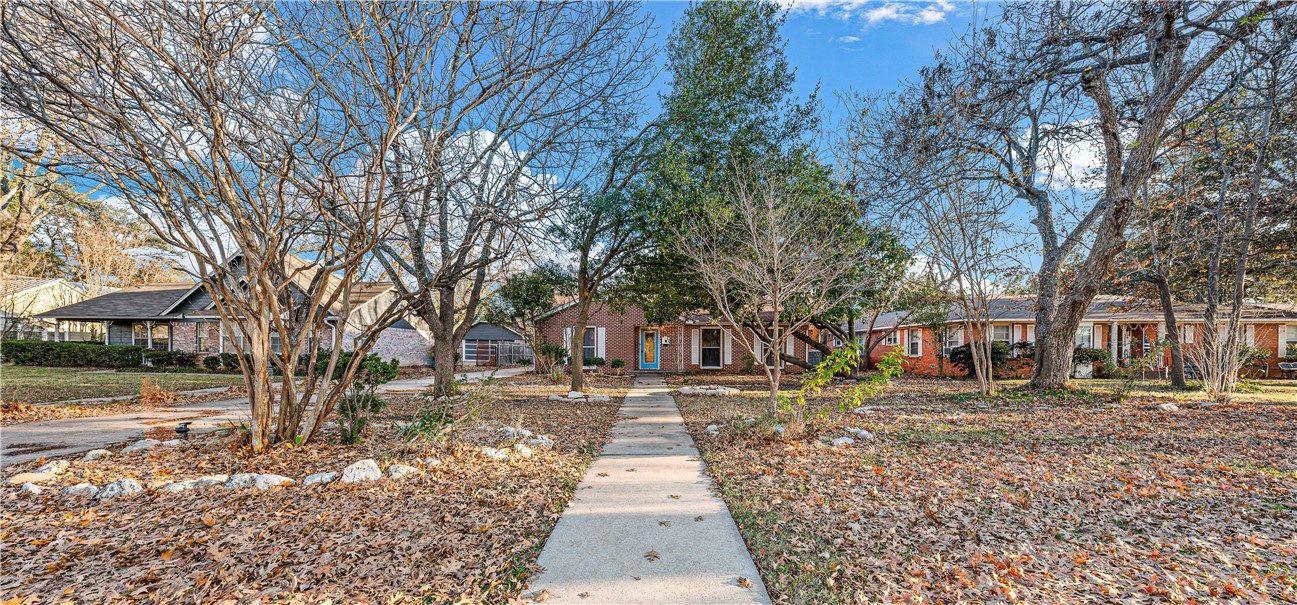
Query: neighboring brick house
[
  {"left": 859, "top": 295, "right": 1297, "bottom": 378},
  {"left": 537, "top": 302, "right": 817, "bottom": 373},
  {"left": 37, "top": 256, "right": 435, "bottom": 366}
]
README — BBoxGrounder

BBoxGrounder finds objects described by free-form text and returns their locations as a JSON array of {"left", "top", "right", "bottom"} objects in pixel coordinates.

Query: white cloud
[
  {"left": 782, "top": 0, "right": 957, "bottom": 26},
  {"left": 831, "top": 35, "right": 862, "bottom": 43}
]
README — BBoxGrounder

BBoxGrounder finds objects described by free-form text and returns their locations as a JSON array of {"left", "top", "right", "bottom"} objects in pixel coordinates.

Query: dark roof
[
  {"left": 465, "top": 321, "right": 523, "bottom": 341},
  {"left": 37, "top": 283, "right": 195, "bottom": 320}
]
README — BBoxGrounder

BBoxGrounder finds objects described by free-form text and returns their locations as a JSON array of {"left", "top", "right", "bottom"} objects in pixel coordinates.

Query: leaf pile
[
  {"left": 1, "top": 380, "right": 625, "bottom": 603},
  {"left": 676, "top": 376, "right": 1297, "bottom": 604}
]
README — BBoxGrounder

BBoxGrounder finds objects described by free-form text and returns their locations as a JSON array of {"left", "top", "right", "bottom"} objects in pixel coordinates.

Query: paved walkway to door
[{"left": 528, "top": 374, "right": 771, "bottom": 604}]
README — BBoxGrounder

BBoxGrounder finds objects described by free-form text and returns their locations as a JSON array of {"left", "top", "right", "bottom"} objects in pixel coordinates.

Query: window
[
  {"left": 133, "top": 323, "right": 149, "bottom": 348},
  {"left": 582, "top": 326, "right": 597, "bottom": 361},
  {"left": 699, "top": 328, "right": 722, "bottom": 368},
  {"left": 1181, "top": 324, "right": 1195, "bottom": 344},
  {"left": 908, "top": 329, "right": 922, "bottom": 357},
  {"left": 151, "top": 324, "right": 170, "bottom": 350},
  {"left": 1075, "top": 324, "right": 1093, "bottom": 349},
  {"left": 196, "top": 323, "right": 215, "bottom": 353},
  {"left": 808, "top": 349, "right": 824, "bottom": 366},
  {"left": 885, "top": 331, "right": 900, "bottom": 346},
  {"left": 756, "top": 339, "right": 778, "bottom": 367},
  {"left": 1282, "top": 325, "right": 1297, "bottom": 357},
  {"left": 943, "top": 329, "right": 963, "bottom": 356},
  {"left": 992, "top": 325, "right": 1011, "bottom": 343},
  {"left": 269, "top": 330, "right": 282, "bottom": 355}
]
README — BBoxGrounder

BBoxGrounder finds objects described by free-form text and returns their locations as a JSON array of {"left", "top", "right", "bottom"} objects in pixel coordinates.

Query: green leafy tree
[{"left": 483, "top": 263, "right": 573, "bottom": 373}]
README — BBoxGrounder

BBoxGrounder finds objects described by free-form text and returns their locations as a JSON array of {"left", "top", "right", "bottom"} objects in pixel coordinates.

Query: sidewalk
[
  {"left": 379, "top": 365, "right": 529, "bottom": 392},
  {"left": 528, "top": 374, "right": 771, "bottom": 604}
]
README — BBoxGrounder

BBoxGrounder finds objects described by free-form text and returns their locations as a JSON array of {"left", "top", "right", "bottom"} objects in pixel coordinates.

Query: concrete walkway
[{"left": 529, "top": 374, "right": 770, "bottom": 604}]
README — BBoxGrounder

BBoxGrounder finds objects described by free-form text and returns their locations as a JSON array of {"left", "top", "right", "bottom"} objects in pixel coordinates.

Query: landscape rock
[
  {"left": 772, "top": 424, "right": 786, "bottom": 435},
  {"left": 832, "top": 437, "right": 855, "bottom": 448},
  {"left": 845, "top": 427, "right": 875, "bottom": 440},
  {"left": 33, "top": 460, "right": 70, "bottom": 475},
  {"left": 527, "top": 436, "right": 555, "bottom": 450},
  {"left": 303, "top": 472, "right": 337, "bottom": 486},
  {"left": 705, "top": 424, "right": 721, "bottom": 435},
  {"left": 20, "top": 483, "right": 42, "bottom": 497},
  {"left": 98, "top": 478, "right": 143, "bottom": 500},
  {"left": 385, "top": 464, "right": 420, "bottom": 480},
  {"left": 677, "top": 386, "right": 740, "bottom": 396},
  {"left": 422, "top": 458, "right": 443, "bottom": 467},
  {"left": 513, "top": 444, "right": 534, "bottom": 458},
  {"left": 6, "top": 471, "right": 56, "bottom": 485},
  {"left": 1156, "top": 403, "right": 1179, "bottom": 411},
  {"left": 224, "top": 473, "right": 258, "bottom": 489},
  {"left": 341, "top": 459, "right": 383, "bottom": 483},
  {"left": 81, "top": 449, "right": 114, "bottom": 461},
  {"left": 62, "top": 483, "right": 101, "bottom": 497},
  {"left": 161, "top": 480, "right": 199, "bottom": 494},
  {"left": 851, "top": 407, "right": 876, "bottom": 415},
  {"left": 121, "top": 439, "right": 161, "bottom": 454},
  {"left": 253, "top": 474, "right": 294, "bottom": 490},
  {"left": 161, "top": 439, "right": 183, "bottom": 447},
  {"left": 551, "top": 392, "right": 612, "bottom": 402},
  {"left": 567, "top": 391, "right": 584, "bottom": 399},
  {"left": 480, "top": 447, "right": 510, "bottom": 461},
  {"left": 194, "top": 474, "right": 229, "bottom": 488}
]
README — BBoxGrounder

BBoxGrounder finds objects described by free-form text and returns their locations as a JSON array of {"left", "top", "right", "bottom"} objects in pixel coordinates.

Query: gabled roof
[
  {"left": 37, "top": 283, "right": 196, "bottom": 320},
  {"left": 0, "top": 275, "right": 67, "bottom": 298}
]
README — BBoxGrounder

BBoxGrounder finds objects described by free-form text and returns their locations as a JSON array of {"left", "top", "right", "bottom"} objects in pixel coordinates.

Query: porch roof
[{"left": 36, "top": 283, "right": 195, "bottom": 321}]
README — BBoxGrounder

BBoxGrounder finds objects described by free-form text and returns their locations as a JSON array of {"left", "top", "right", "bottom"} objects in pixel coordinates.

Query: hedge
[{"left": 1, "top": 340, "right": 144, "bottom": 368}]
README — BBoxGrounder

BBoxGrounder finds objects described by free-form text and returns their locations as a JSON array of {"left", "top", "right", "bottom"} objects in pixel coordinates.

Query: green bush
[
  {"left": 1, "top": 340, "right": 143, "bottom": 368},
  {"left": 582, "top": 356, "right": 605, "bottom": 367},
  {"left": 202, "top": 355, "right": 223, "bottom": 371},
  {"left": 948, "top": 341, "right": 1010, "bottom": 374},
  {"left": 610, "top": 359, "right": 626, "bottom": 369},
  {"left": 144, "top": 349, "right": 198, "bottom": 368}
]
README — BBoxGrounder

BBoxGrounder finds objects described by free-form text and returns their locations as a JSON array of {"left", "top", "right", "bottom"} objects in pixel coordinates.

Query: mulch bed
[
  {"left": 1, "top": 379, "right": 628, "bottom": 603},
  {"left": 675, "top": 376, "right": 1297, "bottom": 604}
]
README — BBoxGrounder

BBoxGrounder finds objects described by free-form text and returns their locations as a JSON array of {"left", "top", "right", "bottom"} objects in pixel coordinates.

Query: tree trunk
[
  {"left": 431, "top": 286, "right": 459, "bottom": 397},
  {"left": 767, "top": 364, "right": 780, "bottom": 415},
  {"left": 569, "top": 297, "right": 590, "bottom": 393},
  {"left": 1152, "top": 274, "right": 1186, "bottom": 387}
]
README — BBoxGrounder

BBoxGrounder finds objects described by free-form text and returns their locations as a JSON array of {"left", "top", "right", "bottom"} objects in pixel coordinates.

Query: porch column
[
  {"left": 1157, "top": 322, "right": 1166, "bottom": 368},
  {"left": 104, "top": 321, "right": 110, "bottom": 345},
  {"left": 54, "top": 319, "right": 61, "bottom": 342},
  {"left": 1110, "top": 321, "right": 1118, "bottom": 362}
]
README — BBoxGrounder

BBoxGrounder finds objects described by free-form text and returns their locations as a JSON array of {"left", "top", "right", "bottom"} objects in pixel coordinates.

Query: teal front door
[{"left": 639, "top": 329, "right": 660, "bottom": 370}]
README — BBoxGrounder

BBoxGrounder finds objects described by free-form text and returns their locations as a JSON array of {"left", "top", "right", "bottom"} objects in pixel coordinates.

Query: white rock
[
  {"left": 517, "top": 429, "right": 535, "bottom": 439},
  {"left": 161, "top": 439, "right": 183, "bottom": 447},
  {"left": 480, "top": 447, "right": 510, "bottom": 461},
  {"left": 548, "top": 394, "right": 567, "bottom": 401},
  {"left": 567, "top": 391, "right": 584, "bottom": 398},
  {"left": 832, "top": 437, "right": 855, "bottom": 448},
  {"left": 98, "top": 478, "right": 143, "bottom": 500},
  {"left": 1199, "top": 402, "right": 1218, "bottom": 409},
  {"left": 303, "top": 471, "right": 337, "bottom": 486},
  {"left": 851, "top": 407, "right": 876, "bottom": 415},
  {"left": 1156, "top": 403, "right": 1179, "bottom": 411},
  {"left": 224, "top": 473, "right": 258, "bottom": 489},
  {"left": 253, "top": 474, "right": 294, "bottom": 490},
  {"left": 772, "top": 424, "right": 786, "bottom": 435},
  {"left": 422, "top": 458, "right": 443, "bottom": 467},
  {"left": 513, "top": 444, "right": 534, "bottom": 458},
  {"left": 62, "top": 483, "right": 100, "bottom": 497},
  {"left": 20, "top": 483, "right": 42, "bottom": 497},
  {"left": 161, "top": 480, "right": 199, "bottom": 494},
  {"left": 678, "top": 386, "right": 740, "bottom": 396},
  {"left": 341, "top": 459, "right": 383, "bottom": 483},
  {"left": 194, "top": 474, "right": 229, "bottom": 488},
  {"left": 33, "top": 460, "right": 70, "bottom": 475},
  {"left": 527, "top": 436, "right": 555, "bottom": 450},
  {"left": 121, "top": 439, "right": 161, "bottom": 454},
  {"left": 386, "top": 464, "right": 420, "bottom": 480},
  {"left": 845, "top": 427, "right": 876, "bottom": 440},
  {"left": 705, "top": 424, "right": 720, "bottom": 435},
  {"left": 82, "top": 449, "right": 114, "bottom": 461}
]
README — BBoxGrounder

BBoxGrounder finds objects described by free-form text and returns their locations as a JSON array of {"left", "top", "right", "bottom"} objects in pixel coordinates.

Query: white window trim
[
  {"left": 991, "top": 324, "right": 1012, "bottom": 343},
  {"left": 907, "top": 329, "right": 923, "bottom": 357},
  {"left": 884, "top": 330, "right": 900, "bottom": 346},
  {"left": 1075, "top": 323, "right": 1095, "bottom": 349},
  {"left": 699, "top": 326, "right": 723, "bottom": 369}
]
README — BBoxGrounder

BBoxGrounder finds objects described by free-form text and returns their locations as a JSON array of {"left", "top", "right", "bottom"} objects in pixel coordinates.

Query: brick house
[
  {"left": 538, "top": 302, "right": 819, "bottom": 373},
  {"left": 37, "top": 257, "right": 435, "bottom": 367},
  {"left": 859, "top": 295, "right": 1297, "bottom": 378}
]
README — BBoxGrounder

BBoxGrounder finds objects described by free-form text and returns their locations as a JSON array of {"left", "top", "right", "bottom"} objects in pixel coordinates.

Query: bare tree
[
  {"left": 312, "top": 2, "right": 656, "bottom": 397},
  {"left": 0, "top": 119, "right": 98, "bottom": 272},
  {"left": 0, "top": 1, "right": 413, "bottom": 453},
  {"left": 677, "top": 162, "right": 871, "bottom": 416}
]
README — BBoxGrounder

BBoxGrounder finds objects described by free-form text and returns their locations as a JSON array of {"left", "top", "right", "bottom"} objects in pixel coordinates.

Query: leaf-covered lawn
[
  {"left": 0, "top": 376, "right": 630, "bottom": 603},
  {"left": 0, "top": 365, "right": 247, "bottom": 404},
  {"left": 673, "top": 375, "right": 1297, "bottom": 604}
]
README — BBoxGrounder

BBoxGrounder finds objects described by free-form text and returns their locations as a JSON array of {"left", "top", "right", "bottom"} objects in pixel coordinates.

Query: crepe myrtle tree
[
  {"left": 0, "top": 1, "right": 417, "bottom": 453},
  {"left": 677, "top": 159, "right": 874, "bottom": 415},
  {"left": 326, "top": 2, "right": 655, "bottom": 397}
]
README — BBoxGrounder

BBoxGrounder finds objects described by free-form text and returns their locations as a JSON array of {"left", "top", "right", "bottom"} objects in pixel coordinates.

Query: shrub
[
  {"left": 582, "top": 356, "right": 605, "bottom": 367},
  {"left": 144, "top": 350, "right": 198, "bottom": 368},
  {"left": 326, "top": 352, "right": 400, "bottom": 444},
  {"left": 948, "top": 341, "right": 1011, "bottom": 374},
  {"left": 202, "top": 355, "right": 223, "bottom": 371},
  {"left": 610, "top": 359, "right": 625, "bottom": 369},
  {"left": 1, "top": 340, "right": 143, "bottom": 368}
]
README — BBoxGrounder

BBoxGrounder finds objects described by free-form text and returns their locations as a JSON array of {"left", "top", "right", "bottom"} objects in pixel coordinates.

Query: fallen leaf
[
  {"left": 738, "top": 577, "right": 754, "bottom": 589},
  {"left": 645, "top": 550, "right": 659, "bottom": 561},
  {"left": 659, "top": 520, "right": 671, "bottom": 527}
]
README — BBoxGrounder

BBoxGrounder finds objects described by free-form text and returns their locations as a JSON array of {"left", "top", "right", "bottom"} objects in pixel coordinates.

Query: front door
[{"left": 640, "top": 329, "right": 660, "bottom": 370}]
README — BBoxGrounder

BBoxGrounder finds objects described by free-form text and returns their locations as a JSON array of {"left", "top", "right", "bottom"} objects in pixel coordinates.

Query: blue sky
[{"left": 639, "top": 0, "right": 993, "bottom": 111}]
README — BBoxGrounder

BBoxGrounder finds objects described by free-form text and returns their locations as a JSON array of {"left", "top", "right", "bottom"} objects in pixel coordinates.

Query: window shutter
[
  {"left": 1281, "top": 325, "right": 1288, "bottom": 352},
  {"left": 1245, "top": 324, "right": 1255, "bottom": 346},
  {"left": 1026, "top": 325, "right": 1035, "bottom": 343},
  {"left": 563, "top": 327, "right": 573, "bottom": 359},
  {"left": 916, "top": 329, "right": 923, "bottom": 356},
  {"left": 723, "top": 330, "right": 732, "bottom": 364},
  {"left": 596, "top": 327, "right": 606, "bottom": 358},
  {"left": 784, "top": 333, "right": 794, "bottom": 356},
  {"left": 1091, "top": 324, "right": 1100, "bottom": 348},
  {"left": 691, "top": 328, "right": 700, "bottom": 365}
]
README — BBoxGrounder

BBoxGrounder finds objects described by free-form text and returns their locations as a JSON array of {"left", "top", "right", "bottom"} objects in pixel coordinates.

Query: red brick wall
[
  {"left": 171, "top": 321, "right": 197, "bottom": 353},
  {"left": 539, "top": 303, "right": 810, "bottom": 373}
]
